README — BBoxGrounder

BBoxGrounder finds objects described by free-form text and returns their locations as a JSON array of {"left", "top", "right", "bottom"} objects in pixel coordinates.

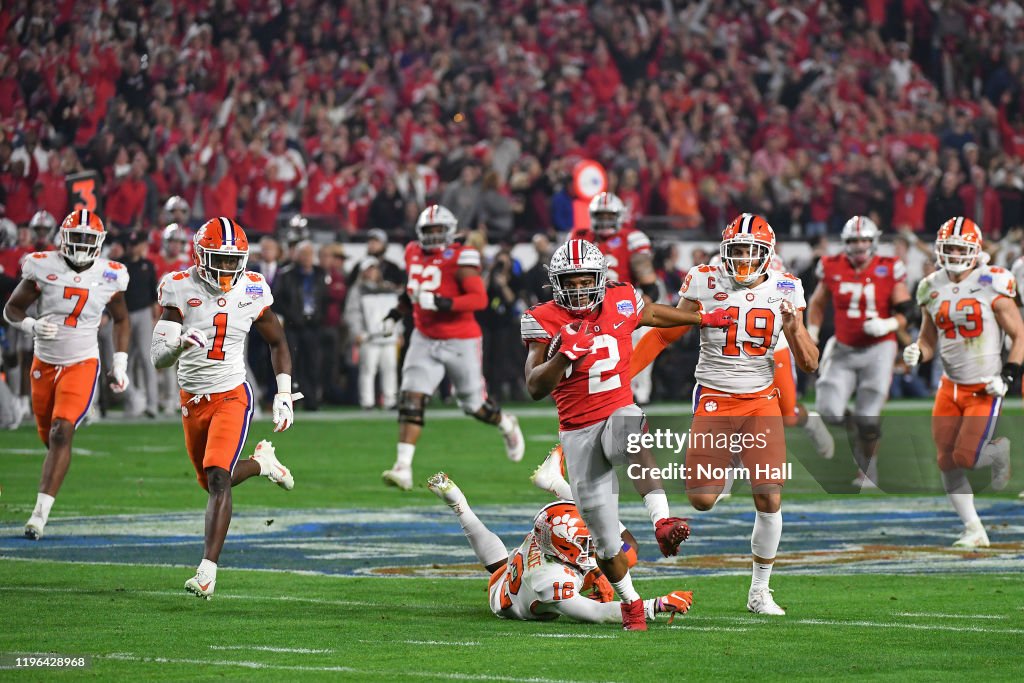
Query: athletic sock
[
  {"left": 395, "top": 442, "right": 415, "bottom": 469},
  {"left": 642, "top": 491, "right": 669, "bottom": 525},
  {"left": 750, "top": 560, "right": 774, "bottom": 592},
  {"left": 451, "top": 497, "right": 507, "bottom": 567},
  {"left": 610, "top": 571, "right": 641, "bottom": 603},
  {"left": 549, "top": 476, "right": 573, "bottom": 500},
  {"left": 32, "top": 493, "right": 55, "bottom": 524},
  {"left": 941, "top": 469, "right": 980, "bottom": 527},
  {"left": 750, "top": 510, "right": 782, "bottom": 590},
  {"left": 198, "top": 558, "right": 217, "bottom": 578}
]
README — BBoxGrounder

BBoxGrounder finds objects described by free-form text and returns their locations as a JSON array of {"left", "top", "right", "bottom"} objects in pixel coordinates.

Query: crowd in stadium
[{"left": 4, "top": 0, "right": 1024, "bottom": 421}]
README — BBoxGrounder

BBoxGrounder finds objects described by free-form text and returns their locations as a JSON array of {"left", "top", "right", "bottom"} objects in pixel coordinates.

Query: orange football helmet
[
  {"left": 719, "top": 213, "right": 776, "bottom": 285},
  {"left": 935, "top": 217, "right": 982, "bottom": 275},
  {"left": 59, "top": 209, "right": 106, "bottom": 266},
  {"left": 533, "top": 501, "right": 596, "bottom": 571},
  {"left": 194, "top": 217, "right": 250, "bottom": 292}
]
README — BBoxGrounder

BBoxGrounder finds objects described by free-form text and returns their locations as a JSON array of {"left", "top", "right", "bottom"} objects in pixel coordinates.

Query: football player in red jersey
[
  {"left": 151, "top": 223, "right": 193, "bottom": 279},
  {"left": 521, "top": 239, "right": 732, "bottom": 630},
  {"left": 806, "top": 216, "right": 914, "bottom": 488},
  {"left": 381, "top": 205, "right": 524, "bottom": 491},
  {"left": 571, "top": 192, "right": 661, "bottom": 403}
]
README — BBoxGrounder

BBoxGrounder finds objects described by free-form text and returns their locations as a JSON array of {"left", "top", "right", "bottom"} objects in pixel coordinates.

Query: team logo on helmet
[
  {"left": 935, "top": 217, "right": 982, "bottom": 275},
  {"left": 533, "top": 501, "right": 596, "bottom": 571}
]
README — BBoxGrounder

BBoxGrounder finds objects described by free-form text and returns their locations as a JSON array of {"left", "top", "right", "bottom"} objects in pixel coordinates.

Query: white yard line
[
  {"left": 894, "top": 612, "right": 1008, "bottom": 620},
  {"left": 209, "top": 645, "right": 333, "bottom": 654}
]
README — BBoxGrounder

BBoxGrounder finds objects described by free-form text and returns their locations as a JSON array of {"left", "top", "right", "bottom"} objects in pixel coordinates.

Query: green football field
[{"left": 1, "top": 405, "right": 1022, "bottom": 681}]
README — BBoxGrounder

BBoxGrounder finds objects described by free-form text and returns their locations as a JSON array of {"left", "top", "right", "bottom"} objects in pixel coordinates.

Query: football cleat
[
  {"left": 658, "top": 590, "right": 694, "bottom": 624},
  {"left": 427, "top": 472, "right": 467, "bottom": 513},
  {"left": 250, "top": 440, "right": 293, "bottom": 491},
  {"left": 804, "top": 412, "right": 835, "bottom": 460},
  {"left": 382, "top": 466, "right": 413, "bottom": 491},
  {"left": 852, "top": 471, "right": 879, "bottom": 490},
  {"left": 502, "top": 415, "right": 525, "bottom": 462},
  {"left": 530, "top": 444, "right": 568, "bottom": 496},
  {"left": 654, "top": 517, "right": 691, "bottom": 557},
  {"left": 953, "top": 522, "right": 990, "bottom": 548},
  {"left": 24, "top": 516, "right": 45, "bottom": 541},
  {"left": 620, "top": 599, "right": 648, "bottom": 631},
  {"left": 987, "top": 437, "right": 1011, "bottom": 491},
  {"left": 185, "top": 573, "right": 216, "bottom": 600},
  {"left": 747, "top": 587, "right": 786, "bottom": 616}
]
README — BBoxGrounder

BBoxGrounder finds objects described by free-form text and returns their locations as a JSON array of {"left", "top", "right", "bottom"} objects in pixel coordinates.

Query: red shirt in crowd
[
  {"left": 243, "top": 178, "right": 287, "bottom": 234},
  {"left": 891, "top": 184, "right": 928, "bottom": 231},
  {"left": 0, "top": 158, "right": 38, "bottom": 224},
  {"left": 37, "top": 168, "right": 68, "bottom": 220},
  {"left": 302, "top": 167, "right": 345, "bottom": 217},
  {"left": 105, "top": 177, "right": 148, "bottom": 227}
]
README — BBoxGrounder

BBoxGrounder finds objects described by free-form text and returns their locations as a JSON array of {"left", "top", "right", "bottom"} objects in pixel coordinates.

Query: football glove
[
  {"left": 654, "top": 517, "right": 691, "bottom": 557},
  {"left": 863, "top": 316, "right": 899, "bottom": 337},
  {"left": 109, "top": 351, "right": 130, "bottom": 393},
  {"left": 272, "top": 373, "right": 304, "bottom": 432},
  {"left": 981, "top": 375, "right": 1008, "bottom": 397},
  {"left": 382, "top": 308, "right": 402, "bottom": 336},
  {"left": 699, "top": 308, "right": 734, "bottom": 328},
  {"left": 418, "top": 292, "right": 454, "bottom": 312},
  {"left": 582, "top": 568, "right": 615, "bottom": 603},
  {"left": 902, "top": 342, "right": 921, "bottom": 367},
  {"left": 557, "top": 322, "right": 595, "bottom": 361},
  {"left": 656, "top": 590, "right": 694, "bottom": 624},
  {"left": 179, "top": 327, "right": 209, "bottom": 349},
  {"left": 22, "top": 316, "right": 59, "bottom": 340}
]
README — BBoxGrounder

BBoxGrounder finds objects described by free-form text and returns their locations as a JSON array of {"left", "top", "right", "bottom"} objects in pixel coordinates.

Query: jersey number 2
[
  {"left": 207, "top": 313, "right": 228, "bottom": 361},
  {"left": 63, "top": 287, "right": 89, "bottom": 328}
]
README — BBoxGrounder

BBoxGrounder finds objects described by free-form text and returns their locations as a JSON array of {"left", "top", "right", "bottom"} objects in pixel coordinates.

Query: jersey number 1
[{"left": 207, "top": 313, "right": 228, "bottom": 361}]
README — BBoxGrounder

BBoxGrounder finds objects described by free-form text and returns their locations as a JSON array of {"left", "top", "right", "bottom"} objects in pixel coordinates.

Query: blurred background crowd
[{"left": 4, "top": 0, "right": 1024, "bottom": 422}]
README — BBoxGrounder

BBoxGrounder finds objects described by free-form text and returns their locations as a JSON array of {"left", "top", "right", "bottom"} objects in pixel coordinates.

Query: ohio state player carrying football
[
  {"left": 381, "top": 205, "right": 524, "bottom": 491},
  {"left": 521, "top": 238, "right": 732, "bottom": 630},
  {"left": 904, "top": 217, "right": 1021, "bottom": 547},
  {"left": 678, "top": 213, "right": 819, "bottom": 616},
  {"left": 806, "top": 216, "right": 914, "bottom": 488}
]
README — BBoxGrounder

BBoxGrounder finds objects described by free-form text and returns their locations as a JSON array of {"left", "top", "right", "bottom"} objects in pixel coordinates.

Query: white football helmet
[
  {"left": 548, "top": 239, "right": 607, "bottom": 313},
  {"left": 162, "top": 222, "right": 191, "bottom": 257},
  {"left": 415, "top": 204, "right": 457, "bottom": 251},
  {"left": 0, "top": 217, "right": 16, "bottom": 249},
  {"left": 841, "top": 215, "right": 880, "bottom": 267},
  {"left": 164, "top": 195, "right": 189, "bottom": 217},
  {"left": 588, "top": 192, "right": 625, "bottom": 237},
  {"left": 29, "top": 210, "right": 57, "bottom": 238},
  {"left": 533, "top": 501, "right": 596, "bottom": 572}
]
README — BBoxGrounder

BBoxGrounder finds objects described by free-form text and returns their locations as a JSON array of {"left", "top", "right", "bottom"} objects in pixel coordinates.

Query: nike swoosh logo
[
  {"left": 768, "top": 297, "right": 783, "bottom": 303},
  {"left": 572, "top": 344, "right": 590, "bottom": 353},
  {"left": 969, "top": 288, "right": 981, "bottom": 293},
  {"left": 613, "top": 321, "right": 626, "bottom": 329},
  {"left": 198, "top": 581, "right": 211, "bottom": 591}
]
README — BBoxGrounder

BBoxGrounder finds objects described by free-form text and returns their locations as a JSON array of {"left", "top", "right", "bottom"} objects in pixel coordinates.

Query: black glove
[
  {"left": 434, "top": 296, "right": 454, "bottom": 313},
  {"left": 1001, "top": 362, "right": 1021, "bottom": 390},
  {"left": 384, "top": 308, "right": 402, "bottom": 323}
]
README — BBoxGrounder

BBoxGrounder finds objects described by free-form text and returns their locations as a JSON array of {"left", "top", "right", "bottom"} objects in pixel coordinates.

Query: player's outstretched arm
[
  {"left": 781, "top": 301, "right": 819, "bottom": 372},
  {"left": 805, "top": 280, "right": 829, "bottom": 344},
  {"left": 524, "top": 341, "right": 573, "bottom": 400},
  {"left": 641, "top": 299, "right": 733, "bottom": 329},
  {"left": 539, "top": 593, "right": 627, "bottom": 623}
]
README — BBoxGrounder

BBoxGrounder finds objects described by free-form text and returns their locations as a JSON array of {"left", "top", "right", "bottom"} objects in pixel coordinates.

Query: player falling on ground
[
  {"left": 676, "top": 213, "right": 819, "bottom": 615},
  {"left": 381, "top": 205, "right": 524, "bottom": 491},
  {"left": 151, "top": 217, "right": 298, "bottom": 599},
  {"left": 806, "top": 216, "right": 914, "bottom": 488},
  {"left": 571, "top": 192, "right": 660, "bottom": 403},
  {"left": 521, "top": 238, "right": 732, "bottom": 630},
  {"left": 428, "top": 472, "right": 693, "bottom": 624},
  {"left": 903, "top": 217, "right": 1020, "bottom": 547},
  {"left": 3, "top": 210, "right": 132, "bottom": 539}
]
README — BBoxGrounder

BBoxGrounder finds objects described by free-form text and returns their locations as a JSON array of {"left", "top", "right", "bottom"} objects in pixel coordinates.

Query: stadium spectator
[
  {"left": 345, "top": 256, "right": 400, "bottom": 410},
  {"left": 273, "top": 241, "right": 328, "bottom": 411},
  {"left": 319, "top": 243, "right": 349, "bottom": 405},
  {"left": 120, "top": 231, "right": 159, "bottom": 418}
]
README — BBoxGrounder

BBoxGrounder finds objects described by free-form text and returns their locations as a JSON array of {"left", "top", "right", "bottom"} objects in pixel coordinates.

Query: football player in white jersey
[
  {"left": 427, "top": 472, "right": 693, "bottom": 624},
  {"left": 151, "top": 217, "right": 299, "bottom": 599},
  {"left": 3, "top": 209, "right": 132, "bottom": 539},
  {"left": 676, "top": 213, "right": 819, "bottom": 615},
  {"left": 903, "top": 217, "right": 1022, "bottom": 547}
]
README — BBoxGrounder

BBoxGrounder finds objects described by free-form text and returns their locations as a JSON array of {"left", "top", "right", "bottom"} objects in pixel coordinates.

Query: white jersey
[
  {"left": 916, "top": 265, "right": 1015, "bottom": 384},
  {"left": 158, "top": 267, "right": 273, "bottom": 394},
  {"left": 489, "top": 533, "right": 587, "bottom": 621},
  {"left": 20, "top": 251, "right": 129, "bottom": 365},
  {"left": 681, "top": 264, "right": 806, "bottom": 394}
]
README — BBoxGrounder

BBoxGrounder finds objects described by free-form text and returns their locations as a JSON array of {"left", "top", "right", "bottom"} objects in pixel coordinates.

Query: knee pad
[
  {"left": 855, "top": 419, "right": 881, "bottom": 442},
  {"left": 469, "top": 397, "right": 501, "bottom": 424},
  {"left": 397, "top": 392, "right": 425, "bottom": 426},
  {"left": 205, "top": 467, "right": 230, "bottom": 494}
]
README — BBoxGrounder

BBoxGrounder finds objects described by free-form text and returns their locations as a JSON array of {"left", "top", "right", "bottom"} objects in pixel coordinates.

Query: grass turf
[{"left": 1, "top": 407, "right": 1022, "bottom": 680}]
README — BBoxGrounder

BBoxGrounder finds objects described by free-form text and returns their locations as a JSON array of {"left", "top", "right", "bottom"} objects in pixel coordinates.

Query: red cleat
[
  {"left": 655, "top": 517, "right": 691, "bottom": 557},
  {"left": 620, "top": 599, "right": 647, "bottom": 631}
]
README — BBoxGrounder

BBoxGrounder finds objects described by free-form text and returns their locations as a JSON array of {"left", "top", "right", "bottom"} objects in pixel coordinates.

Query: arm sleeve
[
  {"left": 541, "top": 595, "right": 624, "bottom": 624},
  {"left": 19, "top": 253, "right": 41, "bottom": 284},
  {"left": 814, "top": 258, "right": 825, "bottom": 280},
  {"left": 629, "top": 326, "right": 688, "bottom": 377},
  {"left": 452, "top": 272, "right": 487, "bottom": 312},
  {"left": 633, "top": 285, "right": 646, "bottom": 314},
  {"left": 627, "top": 230, "right": 652, "bottom": 254}
]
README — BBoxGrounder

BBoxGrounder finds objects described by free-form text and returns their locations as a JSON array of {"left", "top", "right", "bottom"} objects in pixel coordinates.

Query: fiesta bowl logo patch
[
  {"left": 776, "top": 280, "right": 796, "bottom": 290},
  {"left": 617, "top": 300, "right": 635, "bottom": 315},
  {"left": 103, "top": 270, "right": 118, "bottom": 281},
  {"left": 875, "top": 266, "right": 889, "bottom": 277},
  {"left": 245, "top": 284, "right": 264, "bottom": 299},
  {"left": 714, "top": 292, "right": 728, "bottom": 301},
  {"left": 608, "top": 237, "right": 622, "bottom": 248},
  {"left": 979, "top": 274, "right": 993, "bottom": 285},
  {"left": 442, "top": 248, "right": 454, "bottom": 259},
  {"left": 187, "top": 298, "right": 203, "bottom": 307}
]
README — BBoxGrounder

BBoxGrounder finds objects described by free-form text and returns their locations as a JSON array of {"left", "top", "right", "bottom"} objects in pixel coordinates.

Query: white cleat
[
  {"left": 250, "top": 439, "right": 293, "bottom": 491},
  {"left": 803, "top": 412, "right": 835, "bottom": 460},
  {"left": 502, "top": 415, "right": 525, "bottom": 462},
  {"left": 852, "top": 471, "right": 879, "bottom": 490},
  {"left": 987, "top": 437, "right": 1011, "bottom": 491},
  {"left": 185, "top": 573, "right": 216, "bottom": 600},
  {"left": 530, "top": 445, "right": 566, "bottom": 496},
  {"left": 382, "top": 466, "right": 413, "bottom": 491},
  {"left": 747, "top": 587, "right": 786, "bottom": 615},
  {"left": 24, "top": 516, "right": 45, "bottom": 540},
  {"left": 953, "top": 522, "right": 990, "bottom": 549},
  {"left": 427, "top": 472, "right": 467, "bottom": 513}
]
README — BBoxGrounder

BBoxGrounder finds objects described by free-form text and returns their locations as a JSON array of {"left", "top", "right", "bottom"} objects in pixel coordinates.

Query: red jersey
[
  {"left": 521, "top": 283, "right": 644, "bottom": 430},
  {"left": 405, "top": 241, "right": 483, "bottom": 339},
  {"left": 152, "top": 253, "right": 193, "bottom": 280},
  {"left": 568, "top": 227, "right": 651, "bottom": 284},
  {"left": 816, "top": 254, "right": 907, "bottom": 347}
]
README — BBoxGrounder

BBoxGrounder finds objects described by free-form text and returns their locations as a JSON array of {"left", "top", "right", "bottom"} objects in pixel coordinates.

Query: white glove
[
  {"left": 903, "top": 342, "right": 921, "bottom": 367},
  {"left": 806, "top": 323, "right": 820, "bottom": 345},
  {"left": 981, "top": 375, "right": 1008, "bottom": 397},
  {"left": 179, "top": 327, "right": 209, "bottom": 350},
  {"left": 272, "top": 373, "right": 303, "bottom": 432},
  {"left": 109, "top": 351, "right": 130, "bottom": 393},
  {"left": 22, "top": 316, "right": 59, "bottom": 340},
  {"left": 418, "top": 291, "right": 438, "bottom": 311},
  {"left": 863, "top": 316, "right": 899, "bottom": 337}
]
